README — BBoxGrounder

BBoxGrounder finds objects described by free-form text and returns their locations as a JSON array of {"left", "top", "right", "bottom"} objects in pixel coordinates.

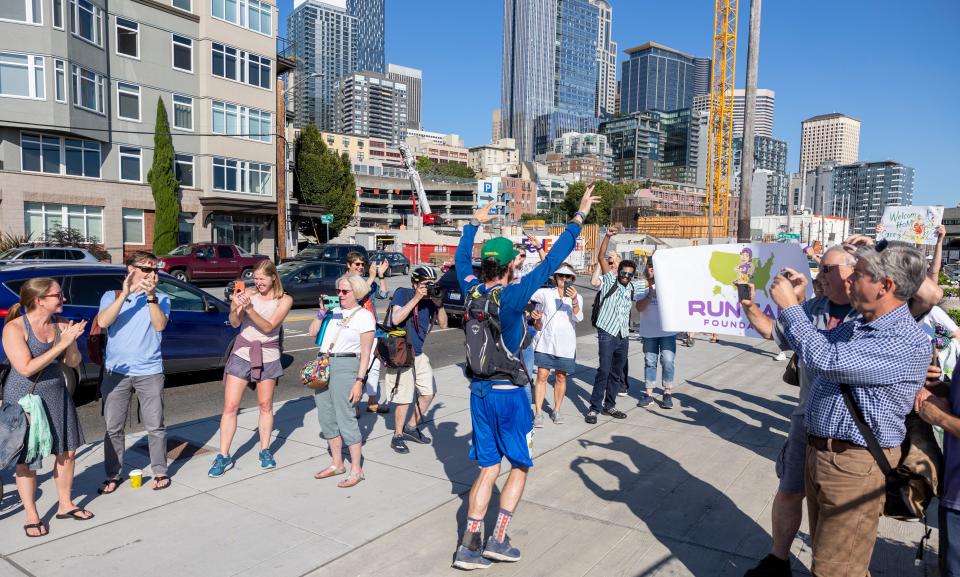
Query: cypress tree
[
  {"left": 294, "top": 124, "right": 357, "bottom": 238},
  {"left": 148, "top": 97, "right": 180, "bottom": 255}
]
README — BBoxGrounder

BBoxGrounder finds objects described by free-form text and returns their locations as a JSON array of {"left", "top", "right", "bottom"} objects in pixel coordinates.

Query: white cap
[{"left": 555, "top": 264, "right": 577, "bottom": 279}]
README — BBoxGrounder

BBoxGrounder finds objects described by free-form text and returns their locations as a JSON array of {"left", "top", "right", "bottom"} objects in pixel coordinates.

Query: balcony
[{"left": 276, "top": 37, "right": 296, "bottom": 76}]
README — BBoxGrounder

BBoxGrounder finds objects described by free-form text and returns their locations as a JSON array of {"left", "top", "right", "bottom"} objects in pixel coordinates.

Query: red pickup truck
[{"left": 157, "top": 243, "right": 269, "bottom": 282}]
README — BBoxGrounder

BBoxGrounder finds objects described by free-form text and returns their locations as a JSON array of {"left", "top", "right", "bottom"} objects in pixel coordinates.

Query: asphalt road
[{"left": 74, "top": 283, "right": 601, "bottom": 439}]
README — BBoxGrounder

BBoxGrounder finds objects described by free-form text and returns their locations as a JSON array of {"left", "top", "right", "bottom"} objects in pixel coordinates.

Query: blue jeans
[
  {"left": 590, "top": 329, "right": 628, "bottom": 412},
  {"left": 643, "top": 335, "right": 676, "bottom": 390},
  {"left": 943, "top": 506, "right": 960, "bottom": 576}
]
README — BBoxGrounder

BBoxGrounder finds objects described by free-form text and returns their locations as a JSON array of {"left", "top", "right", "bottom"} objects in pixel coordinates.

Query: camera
[{"left": 425, "top": 282, "right": 444, "bottom": 299}]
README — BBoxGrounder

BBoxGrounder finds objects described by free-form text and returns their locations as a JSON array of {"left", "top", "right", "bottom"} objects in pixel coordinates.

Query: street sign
[
  {"left": 320, "top": 214, "right": 334, "bottom": 224},
  {"left": 777, "top": 233, "right": 800, "bottom": 240}
]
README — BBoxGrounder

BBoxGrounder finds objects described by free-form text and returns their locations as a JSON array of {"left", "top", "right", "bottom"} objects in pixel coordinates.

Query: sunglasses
[
  {"left": 349, "top": 261, "right": 367, "bottom": 267},
  {"left": 133, "top": 265, "right": 158, "bottom": 274},
  {"left": 819, "top": 263, "right": 851, "bottom": 274},
  {"left": 42, "top": 292, "right": 64, "bottom": 300},
  {"left": 335, "top": 289, "right": 352, "bottom": 295},
  {"left": 619, "top": 271, "right": 635, "bottom": 278},
  {"left": 556, "top": 274, "right": 575, "bottom": 280}
]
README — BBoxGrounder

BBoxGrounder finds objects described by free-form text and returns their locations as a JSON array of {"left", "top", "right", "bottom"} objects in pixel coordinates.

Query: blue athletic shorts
[{"left": 469, "top": 386, "right": 534, "bottom": 468}]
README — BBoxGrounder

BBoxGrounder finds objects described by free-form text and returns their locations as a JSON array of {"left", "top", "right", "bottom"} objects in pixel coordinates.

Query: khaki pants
[{"left": 805, "top": 441, "right": 899, "bottom": 577}]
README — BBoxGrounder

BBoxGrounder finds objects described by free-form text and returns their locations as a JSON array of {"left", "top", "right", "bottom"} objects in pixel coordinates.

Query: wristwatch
[{"left": 146, "top": 297, "right": 159, "bottom": 304}]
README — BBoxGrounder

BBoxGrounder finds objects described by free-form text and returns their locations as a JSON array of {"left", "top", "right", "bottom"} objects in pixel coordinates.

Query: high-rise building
[
  {"left": 335, "top": 72, "right": 408, "bottom": 145},
  {"left": 0, "top": 0, "right": 283, "bottom": 259},
  {"left": 547, "top": 132, "right": 612, "bottom": 181},
  {"left": 657, "top": 109, "right": 706, "bottom": 186},
  {"left": 693, "top": 57, "right": 712, "bottom": 97},
  {"left": 619, "top": 42, "right": 704, "bottom": 114},
  {"left": 290, "top": 0, "right": 358, "bottom": 130},
  {"left": 532, "top": 112, "right": 599, "bottom": 157},
  {"left": 828, "top": 161, "right": 914, "bottom": 235},
  {"left": 502, "top": 0, "right": 600, "bottom": 161},
  {"left": 733, "top": 136, "right": 789, "bottom": 215},
  {"left": 788, "top": 172, "right": 805, "bottom": 213},
  {"left": 599, "top": 112, "right": 664, "bottom": 183},
  {"left": 347, "top": 0, "right": 385, "bottom": 73},
  {"left": 799, "top": 113, "right": 860, "bottom": 175},
  {"left": 694, "top": 88, "right": 774, "bottom": 138},
  {"left": 387, "top": 64, "right": 422, "bottom": 131},
  {"left": 491, "top": 109, "right": 504, "bottom": 142},
  {"left": 590, "top": 0, "right": 617, "bottom": 117}
]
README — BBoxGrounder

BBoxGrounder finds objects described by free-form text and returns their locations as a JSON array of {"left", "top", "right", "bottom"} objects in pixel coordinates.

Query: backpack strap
[
  {"left": 597, "top": 281, "right": 619, "bottom": 309},
  {"left": 838, "top": 383, "right": 892, "bottom": 476}
]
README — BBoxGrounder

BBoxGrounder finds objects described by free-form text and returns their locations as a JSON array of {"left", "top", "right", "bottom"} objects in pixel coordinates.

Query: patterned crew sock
[
  {"left": 493, "top": 508, "right": 513, "bottom": 543},
  {"left": 462, "top": 517, "right": 483, "bottom": 551}
]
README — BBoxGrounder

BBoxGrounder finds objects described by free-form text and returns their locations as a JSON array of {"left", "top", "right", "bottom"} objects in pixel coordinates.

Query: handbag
[
  {"left": 839, "top": 383, "right": 942, "bottom": 521},
  {"left": 374, "top": 293, "right": 415, "bottom": 370},
  {"left": 0, "top": 364, "right": 44, "bottom": 470},
  {"left": 301, "top": 308, "right": 363, "bottom": 391},
  {"left": 781, "top": 353, "right": 799, "bottom": 387}
]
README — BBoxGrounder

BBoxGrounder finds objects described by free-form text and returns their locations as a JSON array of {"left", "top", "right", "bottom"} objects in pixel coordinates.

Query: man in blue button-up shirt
[{"left": 771, "top": 241, "right": 929, "bottom": 577}]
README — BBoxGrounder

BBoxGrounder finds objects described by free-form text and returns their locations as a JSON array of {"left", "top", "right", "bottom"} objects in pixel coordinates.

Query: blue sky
[{"left": 278, "top": 0, "right": 959, "bottom": 206}]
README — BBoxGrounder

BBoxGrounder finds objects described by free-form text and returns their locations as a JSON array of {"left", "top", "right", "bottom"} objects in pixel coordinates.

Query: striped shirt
[
  {"left": 594, "top": 271, "right": 647, "bottom": 338},
  {"left": 779, "top": 303, "right": 930, "bottom": 448}
]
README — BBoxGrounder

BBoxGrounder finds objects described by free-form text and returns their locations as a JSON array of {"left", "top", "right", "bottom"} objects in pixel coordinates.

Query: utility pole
[
  {"left": 275, "top": 77, "right": 287, "bottom": 261},
  {"left": 737, "top": 0, "right": 762, "bottom": 242}
]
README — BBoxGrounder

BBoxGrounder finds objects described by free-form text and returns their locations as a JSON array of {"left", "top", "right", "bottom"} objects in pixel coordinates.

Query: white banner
[
  {"left": 876, "top": 205, "right": 943, "bottom": 246},
  {"left": 515, "top": 235, "right": 587, "bottom": 276},
  {"left": 652, "top": 243, "right": 813, "bottom": 337}
]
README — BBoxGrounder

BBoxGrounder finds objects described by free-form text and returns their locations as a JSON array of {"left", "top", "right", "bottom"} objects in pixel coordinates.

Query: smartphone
[
  {"left": 564, "top": 286, "right": 575, "bottom": 299},
  {"left": 322, "top": 295, "right": 340, "bottom": 310},
  {"left": 737, "top": 283, "right": 752, "bottom": 302},
  {"left": 233, "top": 281, "right": 245, "bottom": 296}
]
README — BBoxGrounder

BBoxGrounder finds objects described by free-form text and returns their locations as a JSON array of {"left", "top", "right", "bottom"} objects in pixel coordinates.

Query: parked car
[
  {"left": 226, "top": 260, "right": 348, "bottom": 307},
  {"left": 0, "top": 262, "right": 239, "bottom": 395},
  {"left": 369, "top": 251, "right": 411, "bottom": 276},
  {"left": 157, "top": 243, "right": 269, "bottom": 283},
  {"left": 437, "top": 262, "right": 480, "bottom": 320},
  {"left": 0, "top": 246, "right": 100, "bottom": 262},
  {"left": 287, "top": 244, "right": 368, "bottom": 263},
  {"left": 944, "top": 263, "right": 960, "bottom": 283}
]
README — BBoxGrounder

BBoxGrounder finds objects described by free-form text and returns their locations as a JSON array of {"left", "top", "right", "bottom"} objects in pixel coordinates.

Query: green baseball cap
[{"left": 480, "top": 237, "right": 519, "bottom": 266}]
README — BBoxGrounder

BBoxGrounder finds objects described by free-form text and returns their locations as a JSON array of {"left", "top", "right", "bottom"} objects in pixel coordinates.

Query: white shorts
[{"left": 384, "top": 353, "right": 435, "bottom": 405}]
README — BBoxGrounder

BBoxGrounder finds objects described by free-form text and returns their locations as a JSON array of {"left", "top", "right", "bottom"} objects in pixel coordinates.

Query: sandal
[
  {"left": 314, "top": 466, "right": 346, "bottom": 480},
  {"left": 366, "top": 404, "right": 390, "bottom": 414},
  {"left": 55, "top": 508, "right": 94, "bottom": 521},
  {"left": 152, "top": 476, "right": 172, "bottom": 491},
  {"left": 337, "top": 472, "right": 365, "bottom": 488},
  {"left": 98, "top": 478, "right": 122, "bottom": 495},
  {"left": 23, "top": 522, "right": 47, "bottom": 538}
]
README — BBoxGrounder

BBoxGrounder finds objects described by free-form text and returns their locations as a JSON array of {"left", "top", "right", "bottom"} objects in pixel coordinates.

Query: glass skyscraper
[
  {"left": 620, "top": 42, "right": 702, "bottom": 114},
  {"left": 347, "top": 0, "right": 385, "bottom": 73},
  {"left": 599, "top": 112, "right": 664, "bottom": 183}
]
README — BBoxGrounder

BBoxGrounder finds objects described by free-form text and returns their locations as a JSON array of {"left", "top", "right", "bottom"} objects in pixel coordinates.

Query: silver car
[{"left": 0, "top": 246, "right": 100, "bottom": 262}]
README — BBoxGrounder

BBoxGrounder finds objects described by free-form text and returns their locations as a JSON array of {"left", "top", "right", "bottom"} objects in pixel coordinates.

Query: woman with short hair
[{"left": 308, "top": 274, "right": 376, "bottom": 488}]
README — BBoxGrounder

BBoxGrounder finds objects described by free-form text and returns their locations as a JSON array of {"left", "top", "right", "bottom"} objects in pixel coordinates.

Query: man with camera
[{"left": 385, "top": 266, "right": 448, "bottom": 454}]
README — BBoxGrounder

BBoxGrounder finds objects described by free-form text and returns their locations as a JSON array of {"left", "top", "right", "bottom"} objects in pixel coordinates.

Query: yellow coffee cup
[{"left": 129, "top": 469, "right": 143, "bottom": 489}]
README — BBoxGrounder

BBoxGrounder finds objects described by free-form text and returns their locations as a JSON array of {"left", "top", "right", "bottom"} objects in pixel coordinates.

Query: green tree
[
  {"left": 416, "top": 156, "right": 476, "bottom": 179},
  {"left": 560, "top": 180, "right": 630, "bottom": 226},
  {"left": 294, "top": 124, "right": 356, "bottom": 238},
  {"left": 148, "top": 97, "right": 180, "bottom": 255}
]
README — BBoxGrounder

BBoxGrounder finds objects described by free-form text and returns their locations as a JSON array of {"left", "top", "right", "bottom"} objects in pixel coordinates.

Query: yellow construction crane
[{"left": 706, "top": 0, "right": 739, "bottom": 240}]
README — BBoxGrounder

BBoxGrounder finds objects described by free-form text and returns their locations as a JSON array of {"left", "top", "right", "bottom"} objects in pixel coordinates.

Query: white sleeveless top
[{"left": 234, "top": 295, "right": 282, "bottom": 363}]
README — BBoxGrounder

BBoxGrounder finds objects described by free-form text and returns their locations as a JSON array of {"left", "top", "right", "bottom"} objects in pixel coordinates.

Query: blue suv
[{"left": 0, "top": 262, "right": 239, "bottom": 395}]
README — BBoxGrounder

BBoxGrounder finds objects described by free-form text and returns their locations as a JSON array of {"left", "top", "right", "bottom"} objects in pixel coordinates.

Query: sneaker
[
  {"left": 743, "top": 553, "right": 792, "bottom": 577},
  {"left": 207, "top": 454, "right": 232, "bottom": 478},
  {"left": 617, "top": 385, "right": 628, "bottom": 397},
  {"left": 584, "top": 410, "right": 598, "bottom": 424},
  {"left": 258, "top": 449, "right": 276, "bottom": 469},
  {"left": 403, "top": 426, "right": 431, "bottom": 445},
  {"left": 551, "top": 409, "right": 564, "bottom": 424},
  {"left": 533, "top": 413, "right": 544, "bottom": 428},
  {"left": 660, "top": 393, "right": 674, "bottom": 409},
  {"left": 637, "top": 392, "right": 654, "bottom": 408},
  {"left": 775, "top": 352, "right": 787, "bottom": 362},
  {"left": 390, "top": 435, "right": 410, "bottom": 454},
  {"left": 603, "top": 407, "right": 627, "bottom": 419},
  {"left": 452, "top": 545, "right": 493, "bottom": 571},
  {"left": 482, "top": 535, "right": 522, "bottom": 562}
]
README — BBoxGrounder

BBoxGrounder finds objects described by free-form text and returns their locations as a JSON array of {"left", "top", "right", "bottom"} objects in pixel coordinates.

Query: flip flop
[
  {"left": 55, "top": 508, "right": 94, "bottom": 521},
  {"left": 98, "top": 478, "right": 122, "bottom": 495},
  {"left": 152, "top": 476, "right": 172, "bottom": 491},
  {"left": 314, "top": 466, "right": 346, "bottom": 480},
  {"left": 337, "top": 473, "right": 365, "bottom": 488},
  {"left": 23, "top": 522, "right": 47, "bottom": 538}
]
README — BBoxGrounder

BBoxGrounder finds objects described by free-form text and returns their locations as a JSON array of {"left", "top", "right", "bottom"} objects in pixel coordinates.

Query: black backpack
[
  {"left": 463, "top": 285, "right": 531, "bottom": 385},
  {"left": 590, "top": 281, "right": 634, "bottom": 328}
]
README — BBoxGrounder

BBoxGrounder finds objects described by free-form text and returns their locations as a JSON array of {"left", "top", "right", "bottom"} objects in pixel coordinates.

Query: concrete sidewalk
[{"left": 0, "top": 335, "right": 939, "bottom": 577}]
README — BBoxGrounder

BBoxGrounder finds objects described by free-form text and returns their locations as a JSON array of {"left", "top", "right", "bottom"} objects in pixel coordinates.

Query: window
[
  {"left": 64, "top": 138, "right": 100, "bottom": 177},
  {"left": 212, "top": 0, "right": 270, "bottom": 35},
  {"left": 71, "top": 64, "right": 104, "bottom": 113},
  {"left": 122, "top": 208, "right": 144, "bottom": 244},
  {"left": 21, "top": 133, "right": 61, "bottom": 174},
  {"left": 178, "top": 213, "right": 194, "bottom": 245},
  {"left": 172, "top": 94, "right": 192, "bottom": 130},
  {"left": 171, "top": 34, "right": 192, "bottom": 72},
  {"left": 115, "top": 17, "right": 138, "bottom": 58},
  {"left": 216, "top": 245, "right": 233, "bottom": 258},
  {"left": 52, "top": 0, "right": 62, "bottom": 28},
  {"left": 212, "top": 157, "right": 271, "bottom": 195},
  {"left": 24, "top": 202, "right": 102, "bottom": 242},
  {"left": 1, "top": 0, "right": 42, "bottom": 24},
  {"left": 212, "top": 42, "right": 270, "bottom": 89},
  {"left": 175, "top": 153, "right": 193, "bottom": 187},
  {"left": 69, "top": 0, "right": 102, "bottom": 46},
  {"left": 116, "top": 82, "right": 140, "bottom": 121},
  {"left": 157, "top": 279, "right": 205, "bottom": 311},
  {"left": 171, "top": 0, "right": 190, "bottom": 12},
  {"left": 0, "top": 53, "right": 44, "bottom": 99},
  {"left": 212, "top": 100, "right": 271, "bottom": 143},
  {"left": 54, "top": 59, "right": 65, "bottom": 102},
  {"left": 118, "top": 145, "right": 141, "bottom": 182},
  {"left": 66, "top": 274, "right": 122, "bottom": 307}
]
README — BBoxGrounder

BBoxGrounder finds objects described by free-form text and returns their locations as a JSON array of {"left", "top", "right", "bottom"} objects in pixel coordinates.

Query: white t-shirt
[
  {"left": 920, "top": 305, "right": 960, "bottom": 340},
  {"left": 530, "top": 287, "right": 583, "bottom": 359},
  {"left": 317, "top": 306, "right": 376, "bottom": 355},
  {"left": 636, "top": 284, "right": 677, "bottom": 338}
]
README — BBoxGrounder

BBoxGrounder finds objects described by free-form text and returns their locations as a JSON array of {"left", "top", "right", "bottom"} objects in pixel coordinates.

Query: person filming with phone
[{"left": 96, "top": 251, "right": 171, "bottom": 494}]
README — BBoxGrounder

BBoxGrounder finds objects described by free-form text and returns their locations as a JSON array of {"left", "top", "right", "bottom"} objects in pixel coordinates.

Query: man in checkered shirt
[{"left": 770, "top": 241, "right": 930, "bottom": 577}]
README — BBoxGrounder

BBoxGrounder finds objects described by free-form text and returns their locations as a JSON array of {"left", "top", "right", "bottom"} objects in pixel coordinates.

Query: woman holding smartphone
[
  {"left": 529, "top": 263, "right": 583, "bottom": 426},
  {"left": 208, "top": 260, "right": 293, "bottom": 478}
]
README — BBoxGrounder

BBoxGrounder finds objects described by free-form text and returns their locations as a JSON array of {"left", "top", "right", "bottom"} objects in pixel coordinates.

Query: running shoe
[
  {"left": 482, "top": 535, "right": 522, "bottom": 562},
  {"left": 207, "top": 454, "right": 233, "bottom": 478},
  {"left": 258, "top": 449, "right": 276, "bottom": 469},
  {"left": 453, "top": 546, "right": 493, "bottom": 571}
]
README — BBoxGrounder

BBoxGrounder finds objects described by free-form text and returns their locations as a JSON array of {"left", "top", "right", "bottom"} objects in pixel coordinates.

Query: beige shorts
[{"left": 384, "top": 353, "right": 435, "bottom": 405}]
